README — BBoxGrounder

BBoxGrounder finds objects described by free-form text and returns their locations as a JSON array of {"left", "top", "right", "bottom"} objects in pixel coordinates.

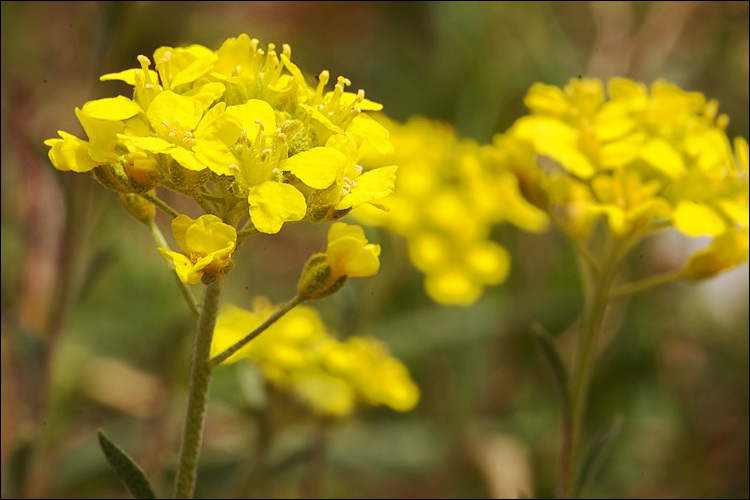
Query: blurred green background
[{"left": 1, "top": 2, "right": 748, "bottom": 498}]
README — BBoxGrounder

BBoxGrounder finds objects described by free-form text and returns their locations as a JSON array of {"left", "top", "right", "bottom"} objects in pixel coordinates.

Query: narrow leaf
[
  {"left": 531, "top": 323, "right": 571, "bottom": 425},
  {"left": 97, "top": 429, "right": 157, "bottom": 499},
  {"left": 576, "top": 416, "right": 624, "bottom": 497}
]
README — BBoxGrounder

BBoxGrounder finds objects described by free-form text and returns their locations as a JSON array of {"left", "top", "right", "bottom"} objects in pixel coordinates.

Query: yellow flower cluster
[
  {"left": 355, "top": 117, "right": 548, "bottom": 305},
  {"left": 45, "top": 34, "right": 397, "bottom": 234},
  {"left": 211, "top": 298, "right": 419, "bottom": 417},
  {"left": 505, "top": 78, "right": 749, "bottom": 278}
]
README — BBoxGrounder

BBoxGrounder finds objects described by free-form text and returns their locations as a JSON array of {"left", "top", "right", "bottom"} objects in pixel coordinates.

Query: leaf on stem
[
  {"left": 575, "top": 415, "right": 624, "bottom": 497},
  {"left": 531, "top": 323, "right": 571, "bottom": 425},
  {"left": 97, "top": 429, "right": 157, "bottom": 499}
]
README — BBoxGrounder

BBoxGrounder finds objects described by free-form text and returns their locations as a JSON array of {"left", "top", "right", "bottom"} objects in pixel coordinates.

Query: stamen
[
  {"left": 156, "top": 51, "right": 172, "bottom": 90},
  {"left": 254, "top": 120, "right": 267, "bottom": 149},
  {"left": 314, "top": 71, "right": 330, "bottom": 103},
  {"left": 137, "top": 55, "right": 154, "bottom": 86}
]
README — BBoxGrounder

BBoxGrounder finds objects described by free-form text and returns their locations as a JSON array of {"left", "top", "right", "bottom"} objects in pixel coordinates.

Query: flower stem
[
  {"left": 548, "top": 210, "right": 602, "bottom": 274},
  {"left": 558, "top": 237, "right": 625, "bottom": 499},
  {"left": 141, "top": 191, "right": 180, "bottom": 219},
  {"left": 608, "top": 269, "right": 682, "bottom": 301},
  {"left": 191, "top": 191, "right": 218, "bottom": 216},
  {"left": 236, "top": 220, "right": 259, "bottom": 248},
  {"left": 173, "top": 277, "right": 225, "bottom": 499},
  {"left": 145, "top": 218, "right": 200, "bottom": 319},
  {"left": 208, "top": 293, "right": 305, "bottom": 369}
]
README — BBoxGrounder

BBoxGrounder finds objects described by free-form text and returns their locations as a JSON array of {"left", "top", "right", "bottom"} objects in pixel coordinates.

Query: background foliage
[{"left": 2, "top": 2, "right": 748, "bottom": 498}]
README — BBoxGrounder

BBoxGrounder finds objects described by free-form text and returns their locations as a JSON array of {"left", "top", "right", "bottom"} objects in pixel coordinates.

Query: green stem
[
  {"left": 559, "top": 237, "right": 626, "bottom": 499},
  {"left": 208, "top": 293, "right": 305, "bottom": 369},
  {"left": 609, "top": 269, "right": 682, "bottom": 301},
  {"left": 645, "top": 218, "right": 672, "bottom": 233},
  {"left": 236, "top": 220, "right": 259, "bottom": 248},
  {"left": 173, "top": 277, "right": 225, "bottom": 499},
  {"left": 195, "top": 191, "right": 226, "bottom": 204},
  {"left": 141, "top": 191, "right": 180, "bottom": 219},
  {"left": 191, "top": 191, "right": 218, "bottom": 217},
  {"left": 548, "top": 210, "right": 602, "bottom": 274},
  {"left": 145, "top": 218, "right": 200, "bottom": 319}
]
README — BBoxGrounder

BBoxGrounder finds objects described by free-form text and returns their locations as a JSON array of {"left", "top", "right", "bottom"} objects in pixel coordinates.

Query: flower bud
[{"left": 119, "top": 191, "right": 155, "bottom": 222}]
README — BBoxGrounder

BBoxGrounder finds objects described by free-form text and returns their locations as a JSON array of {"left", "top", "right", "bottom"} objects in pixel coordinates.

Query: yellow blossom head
[
  {"left": 211, "top": 299, "right": 418, "bottom": 417},
  {"left": 45, "top": 34, "right": 397, "bottom": 238},
  {"left": 158, "top": 214, "right": 237, "bottom": 284},
  {"left": 353, "top": 117, "right": 547, "bottom": 306},
  {"left": 298, "top": 223, "right": 381, "bottom": 300},
  {"left": 507, "top": 77, "right": 749, "bottom": 278},
  {"left": 510, "top": 77, "right": 747, "bottom": 240}
]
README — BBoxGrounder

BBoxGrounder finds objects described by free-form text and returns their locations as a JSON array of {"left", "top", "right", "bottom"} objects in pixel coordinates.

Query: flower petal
[
  {"left": 158, "top": 248, "right": 203, "bottom": 284},
  {"left": 45, "top": 132, "right": 98, "bottom": 172},
  {"left": 225, "top": 99, "right": 277, "bottom": 139},
  {"left": 247, "top": 181, "right": 307, "bottom": 234},
  {"left": 147, "top": 91, "right": 206, "bottom": 132},
  {"left": 194, "top": 138, "right": 238, "bottom": 176},
  {"left": 282, "top": 147, "right": 344, "bottom": 189},
  {"left": 673, "top": 201, "right": 727, "bottom": 237},
  {"left": 81, "top": 96, "right": 142, "bottom": 120},
  {"left": 335, "top": 165, "right": 397, "bottom": 210},
  {"left": 100, "top": 68, "right": 160, "bottom": 86}
]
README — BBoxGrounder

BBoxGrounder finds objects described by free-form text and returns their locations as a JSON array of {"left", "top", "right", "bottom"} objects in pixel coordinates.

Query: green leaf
[
  {"left": 97, "top": 429, "right": 157, "bottom": 499},
  {"left": 531, "top": 323, "right": 571, "bottom": 425},
  {"left": 576, "top": 416, "right": 624, "bottom": 497}
]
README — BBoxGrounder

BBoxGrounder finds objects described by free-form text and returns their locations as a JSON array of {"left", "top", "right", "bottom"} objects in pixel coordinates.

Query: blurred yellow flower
[
  {"left": 158, "top": 214, "right": 237, "bottom": 284},
  {"left": 511, "top": 78, "right": 746, "bottom": 235},
  {"left": 211, "top": 299, "right": 419, "bottom": 417},
  {"left": 682, "top": 228, "right": 749, "bottom": 280},
  {"left": 354, "top": 117, "right": 547, "bottom": 305},
  {"left": 508, "top": 77, "right": 749, "bottom": 276},
  {"left": 298, "top": 223, "right": 381, "bottom": 300}
]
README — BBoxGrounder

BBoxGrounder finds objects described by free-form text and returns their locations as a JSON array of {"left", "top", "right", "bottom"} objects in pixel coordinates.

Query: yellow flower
[
  {"left": 354, "top": 117, "right": 547, "bottom": 305},
  {"left": 118, "top": 90, "right": 237, "bottom": 176},
  {"left": 298, "top": 223, "right": 381, "bottom": 300},
  {"left": 321, "top": 336, "right": 419, "bottom": 412},
  {"left": 682, "top": 229, "right": 749, "bottom": 280},
  {"left": 587, "top": 168, "right": 671, "bottom": 237},
  {"left": 46, "top": 34, "right": 396, "bottom": 238},
  {"left": 211, "top": 298, "right": 419, "bottom": 417},
  {"left": 223, "top": 99, "right": 308, "bottom": 234},
  {"left": 45, "top": 96, "right": 143, "bottom": 173},
  {"left": 158, "top": 214, "right": 236, "bottom": 284},
  {"left": 510, "top": 78, "right": 747, "bottom": 245}
]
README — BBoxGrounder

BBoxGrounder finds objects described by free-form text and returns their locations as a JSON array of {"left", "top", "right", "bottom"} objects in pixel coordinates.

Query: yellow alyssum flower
[
  {"left": 507, "top": 78, "right": 749, "bottom": 278},
  {"left": 321, "top": 336, "right": 420, "bottom": 412},
  {"left": 298, "top": 223, "right": 381, "bottom": 300},
  {"left": 354, "top": 117, "right": 548, "bottom": 305},
  {"left": 510, "top": 78, "right": 747, "bottom": 243},
  {"left": 210, "top": 299, "right": 419, "bottom": 417},
  {"left": 46, "top": 34, "right": 398, "bottom": 236},
  {"left": 158, "top": 214, "right": 236, "bottom": 284}
]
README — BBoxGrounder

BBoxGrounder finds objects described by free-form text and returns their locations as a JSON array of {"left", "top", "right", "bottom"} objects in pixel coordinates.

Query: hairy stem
[
  {"left": 141, "top": 191, "right": 180, "bottom": 219},
  {"left": 173, "top": 277, "right": 225, "bottom": 498}
]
